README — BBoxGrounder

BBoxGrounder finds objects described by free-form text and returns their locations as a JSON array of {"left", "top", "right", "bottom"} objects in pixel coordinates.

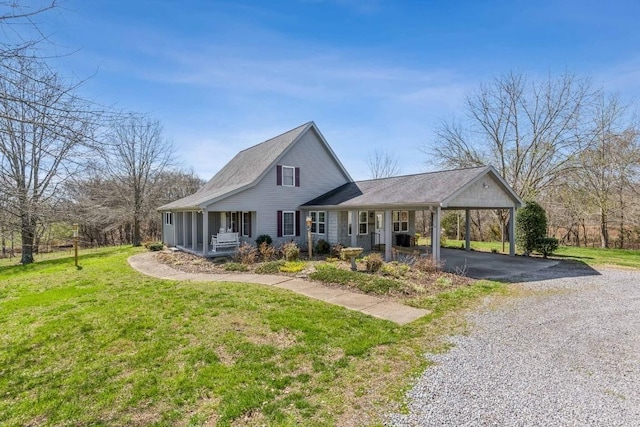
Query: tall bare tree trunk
[
  {"left": 20, "top": 213, "right": 36, "bottom": 264},
  {"left": 600, "top": 208, "right": 609, "bottom": 248}
]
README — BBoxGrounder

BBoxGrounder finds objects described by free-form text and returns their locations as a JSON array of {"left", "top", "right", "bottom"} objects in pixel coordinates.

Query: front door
[{"left": 375, "top": 212, "right": 385, "bottom": 246}]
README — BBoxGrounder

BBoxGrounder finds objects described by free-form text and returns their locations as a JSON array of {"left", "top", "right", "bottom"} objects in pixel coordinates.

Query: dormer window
[
  {"left": 276, "top": 165, "right": 300, "bottom": 187},
  {"left": 282, "top": 166, "right": 294, "bottom": 186}
]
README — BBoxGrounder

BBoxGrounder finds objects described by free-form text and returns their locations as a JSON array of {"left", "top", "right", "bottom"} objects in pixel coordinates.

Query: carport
[{"left": 302, "top": 165, "right": 524, "bottom": 263}]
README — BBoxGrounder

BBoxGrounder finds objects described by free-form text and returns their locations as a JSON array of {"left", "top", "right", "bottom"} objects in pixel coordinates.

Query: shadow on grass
[
  {"left": 0, "top": 246, "right": 131, "bottom": 274},
  {"left": 550, "top": 253, "right": 595, "bottom": 260}
]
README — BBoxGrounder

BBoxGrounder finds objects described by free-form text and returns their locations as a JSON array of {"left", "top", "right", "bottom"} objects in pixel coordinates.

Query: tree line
[
  {"left": 0, "top": 2, "right": 203, "bottom": 263},
  {"left": 426, "top": 72, "right": 640, "bottom": 249}
]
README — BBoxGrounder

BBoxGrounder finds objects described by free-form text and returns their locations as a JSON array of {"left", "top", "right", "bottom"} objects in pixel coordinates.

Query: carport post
[
  {"left": 465, "top": 208, "right": 471, "bottom": 251},
  {"left": 384, "top": 209, "right": 392, "bottom": 261},
  {"left": 432, "top": 207, "right": 441, "bottom": 264},
  {"left": 509, "top": 207, "right": 516, "bottom": 256}
]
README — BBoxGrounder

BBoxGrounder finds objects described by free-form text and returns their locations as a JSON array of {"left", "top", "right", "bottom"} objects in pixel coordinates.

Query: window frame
[
  {"left": 358, "top": 211, "right": 368, "bottom": 235},
  {"left": 281, "top": 165, "right": 295, "bottom": 187},
  {"left": 282, "top": 211, "right": 296, "bottom": 236},
  {"left": 309, "top": 211, "right": 326, "bottom": 235},
  {"left": 164, "top": 212, "right": 173, "bottom": 225},
  {"left": 225, "top": 211, "right": 239, "bottom": 233},
  {"left": 393, "top": 210, "right": 409, "bottom": 232},
  {"left": 242, "top": 212, "right": 251, "bottom": 237}
]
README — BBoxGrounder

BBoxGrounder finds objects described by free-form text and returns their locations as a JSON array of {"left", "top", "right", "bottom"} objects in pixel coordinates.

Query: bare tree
[
  {"left": 427, "top": 71, "right": 593, "bottom": 199},
  {"left": 0, "top": 1, "right": 57, "bottom": 59},
  {"left": 367, "top": 149, "right": 401, "bottom": 179},
  {"left": 576, "top": 92, "right": 640, "bottom": 248},
  {"left": 0, "top": 56, "right": 96, "bottom": 264},
  {"left": 64, "top": 168, "right": 203, "bottom": 246},
  {"left": 104, "top": 115, "right": 174, "bottom": 246}
]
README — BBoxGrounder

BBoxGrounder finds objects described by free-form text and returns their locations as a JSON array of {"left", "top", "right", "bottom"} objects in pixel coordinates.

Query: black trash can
[{"left": 396, "top": 233, "right": 410, "bottom": 247}]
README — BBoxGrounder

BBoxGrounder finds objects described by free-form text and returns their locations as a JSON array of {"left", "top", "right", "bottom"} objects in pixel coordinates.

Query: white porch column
[
  {"left": 191, "top": 211, "right": 197, "bottom": 251},
  {"left": 384, "top": 209, "right": 392, "bottom": 261},
  {"left": 182, "top": 212, "right": 187, "bottom": 246},
  {"left": 202, "top": 208, "right": 209, "bottom": 256},
  {"left": 432, "top": 207, "right": 441, "bottom": 263},
  {"left": 465, "top": 208, "right": 471, "bottom": 252},
  {"left": 173, "top": 212, "right": 177, "bottom": 247},
  {"left": 350, "top": 210, "right": 358, "bottom": 247},
  {"left": 509, "top": 207, "right": 516, "bottom": 256}
]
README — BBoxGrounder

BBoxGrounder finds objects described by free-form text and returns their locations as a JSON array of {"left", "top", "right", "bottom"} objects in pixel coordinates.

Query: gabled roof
[
  {"left": 159, "top": 122, "right": 351, "bottom": 210},
  {"left": 302, "top": 165, "right": 523, "bottom": 209}
]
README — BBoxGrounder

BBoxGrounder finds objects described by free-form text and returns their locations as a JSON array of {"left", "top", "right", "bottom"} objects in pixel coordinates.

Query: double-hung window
[
  {"left": 393, "top": 211, "right": 409, "bottom": 232},
  {"left": 277, "top": 165, "right": 299, "bottom": 187},
  {"left": 283, "top": 211, "right": 295, "bottom": 236},
  {"left": 310, "top": 211, "right": 325, "bottom": 234},
  {"left": 164, "top": 212, "right": 173, "bottom": 225},
  {"left": 359, "top": 211, "right": 368, "bottom": 235},
  {"left": 225, "top": 211, "right": 239, "bottom": 232},
  {"left": 348, "top": 211, "right": 368, "bottom": 235},
  {"left": 242, "top": 212, "right": 251, "bottom": 237},
  {"left": 282, "top": 166, "right": 295, "bottom": 186}
]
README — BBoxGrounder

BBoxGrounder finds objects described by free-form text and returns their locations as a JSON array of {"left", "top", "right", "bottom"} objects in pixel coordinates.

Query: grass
[
  {"left": 0, "top": 246, "right": 505, "bottom": 426},
  {"left": 310, "top": 264, "right": 406, "bottom": 295},
  {"left": 434, "top": 239, "right": 640, "bottom": 269},
  {"left": 552, "top": 245, "right": 640, "bottom": 268}
]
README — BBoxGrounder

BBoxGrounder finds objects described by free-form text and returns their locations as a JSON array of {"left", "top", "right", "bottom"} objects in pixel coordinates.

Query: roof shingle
[
  {"left": 159, "top": 122, "right": 312, "bottom": 210},
  {"left": 302, "top": 166, "right": 493, "bottom": 207}
]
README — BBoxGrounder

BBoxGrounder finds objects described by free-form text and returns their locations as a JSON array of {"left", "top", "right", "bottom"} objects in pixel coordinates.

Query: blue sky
[{"left": 42, "top": 0, "right": 640, "bottom": 180}]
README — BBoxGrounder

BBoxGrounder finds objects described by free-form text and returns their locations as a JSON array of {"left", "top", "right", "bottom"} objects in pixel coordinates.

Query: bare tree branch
[{"left": 367, "top": 149, "right": 401, "bottom": 179}]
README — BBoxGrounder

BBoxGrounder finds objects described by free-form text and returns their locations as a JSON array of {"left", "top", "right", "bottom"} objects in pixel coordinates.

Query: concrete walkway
[{"left": 128, "top": 252, "right": 429, "bottom": 325}]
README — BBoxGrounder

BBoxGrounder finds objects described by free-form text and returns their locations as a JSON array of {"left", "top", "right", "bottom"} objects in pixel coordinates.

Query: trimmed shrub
[
  {"left": 280, "top": 261, "right": 306, "bottom": 273},
  {"left": 314, "top": 239, "right": 331, "bottom": 255},
  {"left": 281, "top": 241, "right": 300, "bottom": 261},
  {"left": 258, "top": 241, "right": 277, "bottom": 261},
  {"left": 147, "top": 242, "right": 164, "bottom": 251},
  {"left": 235, "top": 243, "right": 257, "bottom": 265},
  {"left": 224, "top": 262, "right": 248, "bottom": 272},
  {"left": 535, "top": 237, "right": 559, "bottom": 258},
  {"left": 255, "top": 260, "right": 285, "bottom": 274},
  {"left": 516, "top": 201, "right": 547, "bottom": 255},
  {"left": 365, "top": 253, "right": 384, "bottom": 273},
  {"left": 380, "top": 261, "right": 410, "bottom": 278},
  {"left": 255, "top": 234, "right": 272, "bottom": 246}
]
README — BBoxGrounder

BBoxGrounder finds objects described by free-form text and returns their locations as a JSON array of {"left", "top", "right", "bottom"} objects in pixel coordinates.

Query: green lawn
[
  {"left": 0, "top": 246, "right": 502, "bottom": 426},
  {"left": 435, "top": 239, "right": 640, "bottom": 268}
]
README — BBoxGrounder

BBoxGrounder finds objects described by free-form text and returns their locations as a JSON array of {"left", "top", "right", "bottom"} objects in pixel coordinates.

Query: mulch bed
[{"left": 153, "top": 250, "right": 474, "bottom": 300}]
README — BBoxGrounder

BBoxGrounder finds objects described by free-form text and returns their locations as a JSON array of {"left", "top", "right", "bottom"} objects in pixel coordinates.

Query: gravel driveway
[{"left": 388, "top": 263, "right": 640, "bottom": 426}]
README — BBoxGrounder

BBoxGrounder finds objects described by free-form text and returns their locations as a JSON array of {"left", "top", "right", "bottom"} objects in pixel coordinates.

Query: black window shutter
[
  {"left": 295, "top": 167, "right": 300, "bottom": 187},
  {"left": 277, "top": 210, "right": 283, "bottom": 237},
  {"left": 276, "top": 165, "right": 282, "bottom": 186},
  {"left": 247, "top": 212, "right": 252, "bottom": 238},
  {"left": 295, "top": 210, "right": 300, "bottom": 236}
]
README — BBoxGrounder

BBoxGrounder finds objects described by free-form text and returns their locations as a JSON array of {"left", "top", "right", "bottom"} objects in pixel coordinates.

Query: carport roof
[{"left": 301, "top": 165, "right": 523, "bottom": 209}]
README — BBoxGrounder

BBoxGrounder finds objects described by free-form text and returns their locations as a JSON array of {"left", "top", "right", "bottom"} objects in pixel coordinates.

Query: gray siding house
[{"left": 159, "top": 121, "right": 523, "bottom": 262}]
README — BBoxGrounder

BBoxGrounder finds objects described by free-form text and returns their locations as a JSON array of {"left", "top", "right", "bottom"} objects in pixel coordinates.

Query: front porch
[{"left": 171, "top": 210, "right": 255, "bottom": 257}]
